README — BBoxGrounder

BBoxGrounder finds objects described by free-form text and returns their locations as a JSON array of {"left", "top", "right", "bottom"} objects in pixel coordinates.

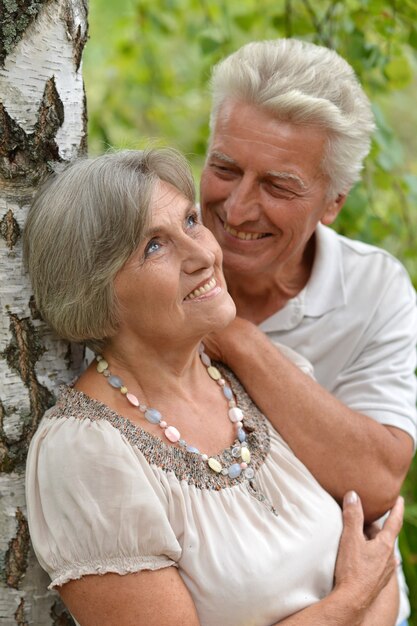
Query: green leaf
[{"left": 384, "top": 56, "right": 413, "bottom": 88}]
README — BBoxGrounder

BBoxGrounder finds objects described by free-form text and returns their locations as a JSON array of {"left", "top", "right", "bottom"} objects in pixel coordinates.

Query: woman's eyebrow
[{"left": 142, "top": 201, "right": 196, "bottom": 239}]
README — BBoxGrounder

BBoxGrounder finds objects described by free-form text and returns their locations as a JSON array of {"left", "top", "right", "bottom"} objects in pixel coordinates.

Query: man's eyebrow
[
  {"left": 208, "top": 150, "right": 238, "bottom": 166},
  {"left": 266, "top": 171, "right": 306, "bottom": 190},
  {"left": 209, "top": 151, "right": 306, "bottom": 189}
]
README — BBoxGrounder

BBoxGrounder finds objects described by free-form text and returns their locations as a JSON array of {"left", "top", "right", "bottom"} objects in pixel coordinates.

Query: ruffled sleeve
[{"left": 26, "top": 413, "right": 181, "bottom": 589}]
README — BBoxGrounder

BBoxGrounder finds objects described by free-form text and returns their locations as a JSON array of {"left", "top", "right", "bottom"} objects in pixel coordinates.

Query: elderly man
[{"left": 201, "top": 39, "right": 417, "bottom": 626}]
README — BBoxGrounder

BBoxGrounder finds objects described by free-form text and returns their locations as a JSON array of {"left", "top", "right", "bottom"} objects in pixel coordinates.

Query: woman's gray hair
[
  {"left": 209, "top": 39, "right": 376, "bottom": 197},
  {"left": 23, "top": 148, "right": 195, "bottom": 352}
]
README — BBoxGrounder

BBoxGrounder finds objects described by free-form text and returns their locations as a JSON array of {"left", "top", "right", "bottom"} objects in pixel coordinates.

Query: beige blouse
[{"left": 26, "top": 366, "right": 342, "bottom": 626}]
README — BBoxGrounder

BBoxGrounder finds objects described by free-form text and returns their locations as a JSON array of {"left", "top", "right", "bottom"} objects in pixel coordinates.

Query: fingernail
[{"left": 344, "top": 491, "right": 358, "bottom": 505}]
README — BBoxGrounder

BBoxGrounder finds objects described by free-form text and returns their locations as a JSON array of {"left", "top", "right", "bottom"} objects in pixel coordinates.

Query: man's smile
[{"left": 223, "top": 220, "right": 271, "bottom": 241}]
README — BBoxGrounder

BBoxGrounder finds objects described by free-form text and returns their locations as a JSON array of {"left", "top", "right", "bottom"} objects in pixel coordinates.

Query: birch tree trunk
[{"left": 0, "top": 1, "right": 88, "bottom": 623}]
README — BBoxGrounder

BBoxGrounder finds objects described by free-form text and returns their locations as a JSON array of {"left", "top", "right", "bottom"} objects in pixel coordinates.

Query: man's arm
[{"left": 205, "top": 317, "right": 413, "bottom": 522}]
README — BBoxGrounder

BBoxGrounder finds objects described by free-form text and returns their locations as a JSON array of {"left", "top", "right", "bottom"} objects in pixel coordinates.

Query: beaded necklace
[{"left": 95, "top": 345, "right": 254, "bottom": 481}]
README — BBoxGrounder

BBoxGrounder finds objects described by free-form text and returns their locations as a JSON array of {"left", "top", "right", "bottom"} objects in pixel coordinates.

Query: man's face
[{"left": 200, "top": 100, "right": 344, "bottom": 277}]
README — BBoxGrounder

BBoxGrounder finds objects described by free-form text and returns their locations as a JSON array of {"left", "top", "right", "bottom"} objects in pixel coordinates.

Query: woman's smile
[{"left": 183, "top": 276, "right": 220, "bottom": 301}]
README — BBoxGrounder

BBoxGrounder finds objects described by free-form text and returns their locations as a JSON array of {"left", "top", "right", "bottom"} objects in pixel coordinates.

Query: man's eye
[
  {"left": 211, "top": 164, "right": 234, "bottom": 176},
  {"left": 144, "top": 239, "right": 161, "bottom": 257}
]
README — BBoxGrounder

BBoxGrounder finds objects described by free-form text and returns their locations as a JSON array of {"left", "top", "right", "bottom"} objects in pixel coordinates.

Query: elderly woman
[{"left": 24, "top": 148, "right": 402, "bottom": 626}]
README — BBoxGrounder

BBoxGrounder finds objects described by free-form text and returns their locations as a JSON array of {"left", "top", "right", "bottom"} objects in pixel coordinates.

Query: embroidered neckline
[{"left": 46, "top": 364, "right": 271, "bottom": 490}]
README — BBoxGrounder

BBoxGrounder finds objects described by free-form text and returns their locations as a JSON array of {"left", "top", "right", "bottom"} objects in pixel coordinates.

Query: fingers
[
  {"left": 342, "top": 490, "right": 364, "bottom": 531},
  {"left": 365, "top": 522, "right": 382, "bottom": 540},
  {"left": 342, "top": 492, "right": 404, "bottom": 548},
  {"left": 380, "top": 496, "right": 404, "bottom": 543}
]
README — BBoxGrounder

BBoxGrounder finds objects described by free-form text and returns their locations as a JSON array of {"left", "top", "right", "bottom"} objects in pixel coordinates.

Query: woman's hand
[
  {"left": 333, "top": 491, "right": 403, "bottom": 613},
  {"left": 273, "top": 492, "right": 403, "bottom": 626}
]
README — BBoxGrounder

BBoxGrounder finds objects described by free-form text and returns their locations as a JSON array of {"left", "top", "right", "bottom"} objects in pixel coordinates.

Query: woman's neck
[{"left": 101, "top": 333, "right": 208, "bottom": 403}]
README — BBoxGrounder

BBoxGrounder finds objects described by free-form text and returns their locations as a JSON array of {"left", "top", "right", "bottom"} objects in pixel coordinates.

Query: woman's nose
[{"left": 181, "top": 231, "right": 218, "bottom": 274}]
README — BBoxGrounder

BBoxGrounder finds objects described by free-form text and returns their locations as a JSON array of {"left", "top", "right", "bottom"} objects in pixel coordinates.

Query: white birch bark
[{"left": 0, "top": 1, "right": 88, "bottom": 623}]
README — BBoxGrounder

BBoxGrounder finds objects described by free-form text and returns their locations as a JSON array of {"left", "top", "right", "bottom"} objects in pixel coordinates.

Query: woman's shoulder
[{"left": 26, "top": 384, "right": 149, "bottom": 486}]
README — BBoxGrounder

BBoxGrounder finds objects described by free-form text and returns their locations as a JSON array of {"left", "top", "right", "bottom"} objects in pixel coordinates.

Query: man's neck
[{"left": 225, "top": 237, "right": 316, "bottom": 325}]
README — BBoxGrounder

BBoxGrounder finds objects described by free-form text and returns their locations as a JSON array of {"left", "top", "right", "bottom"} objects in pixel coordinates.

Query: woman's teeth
[
  {"left": 185, "top": 277, "right": 217, "bottom": 300},
  {"left": 223, "top": 222, "right": 267, "bottom": 240}
]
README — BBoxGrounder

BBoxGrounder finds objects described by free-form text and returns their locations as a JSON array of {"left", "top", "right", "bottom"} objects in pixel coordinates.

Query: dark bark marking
[
  {"left": 0, "top": 0, "right": 49, "bottom": 66},
  {"left": 14, "top": 597, "right": 29, "bottom": 626},
  {"left": 28, "top": 295, "right": 43, "bottom": 320},
  {"left": 0, "top": 312, "right": 54, "bottom": 472},
  {"left": 5, "top": 508, "right": 30, "bottom": 589},
  {"left": 62, "top": 0, "right": 89, "bottom": 72},
  {"left": 51, "top": 601, "right": 76, "bottom": 626},
  {"left": 0, "top": 208, "right": 21, "bottom": 249},
  {"left": 0, "top": 398, "right": 9, "bottom": 472},
  {"left": 0, "top": 76, "right": 64, "bottom": 187}
]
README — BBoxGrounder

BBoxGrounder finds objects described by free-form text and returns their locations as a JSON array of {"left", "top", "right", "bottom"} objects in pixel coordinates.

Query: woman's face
[{"left": 113, "top": 181, "right": 236, "bottom": 350}]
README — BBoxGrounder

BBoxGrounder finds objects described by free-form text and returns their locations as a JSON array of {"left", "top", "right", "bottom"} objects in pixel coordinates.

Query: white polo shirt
[
  {"left": 259, "top": 223, "right": 417, "bottom": 444},
  {"left": 259, "top": 224, "right": 417, "bottom": 625}
]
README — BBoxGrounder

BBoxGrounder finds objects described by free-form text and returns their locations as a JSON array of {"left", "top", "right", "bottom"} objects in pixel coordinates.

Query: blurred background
[{"left": 83, "top": 0, "right": 417, "bottom": 621}]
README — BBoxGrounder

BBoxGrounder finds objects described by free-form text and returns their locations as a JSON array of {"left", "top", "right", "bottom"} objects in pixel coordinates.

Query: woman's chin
[{"left": 206, "top": 297, "right": 236, "bottom": 333}]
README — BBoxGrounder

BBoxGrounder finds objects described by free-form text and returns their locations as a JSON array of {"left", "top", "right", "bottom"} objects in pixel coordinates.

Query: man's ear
[{"left": 321, "top": 193, "right": 347, "bottom": 226}]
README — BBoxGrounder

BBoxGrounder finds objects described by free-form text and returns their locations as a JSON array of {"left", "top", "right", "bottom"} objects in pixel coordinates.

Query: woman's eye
[
  {"left": 186, "top": 212, "right": 199, "bottom": 228},
  {"left": 144, "top": 239, "right": 161, "bottom": 257}
]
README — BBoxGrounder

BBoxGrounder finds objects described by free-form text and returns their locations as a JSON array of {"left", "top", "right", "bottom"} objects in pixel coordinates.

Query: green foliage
[{"left": 84, "top": 1, "right": 417, "bottom": 622}]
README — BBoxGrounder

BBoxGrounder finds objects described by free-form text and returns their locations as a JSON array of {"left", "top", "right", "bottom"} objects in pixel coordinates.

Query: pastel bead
[
  {"left": 126, "top": 393, "right": 140, "bottom": 407},
  {"left": 208, "top": 458, "right": 222, "bottom": 473},
  {"left": 108, "top": 375, "right": 123, "bottom": 388},
  {"left": 207, "top": 366, "right": 221, "bottom": 380},
  {"left": 96, "top": 360, "right": 108, "bottom": 373},
  {"left": 240, "top": 462, "right": 248, "bottom": 469},
  {"left": 232, "top": 446, "right": 241, "bottom": 458},
  {"left": 223, "top": 386, "right": 233, "bottom": 400},
  {"left": 244, "top": 467, "right": 255, "bottom": 479},
  {"left": 228, "top": 463, "right": 242, "bottom": 479},
  {"left": 237, "top": 428, "right": 246, "bottom": 442},
  {"left": 145, "top": 408, "right": 162, "bottom": 424},
  {"left": 200, "top": 352, "right": 211, "bottom": 366},
  {"left": 165, "top": 426, "right": 181, "bottom": 443},
  {"left": 120, "top": 386, "right": 128, "bottom": 394},
  {"left": 186, "top": 445, "right": 200, "bottom": 454},
  {"left": 229, "top": 407, "right": 244, "bottom": 423},
  {"left": 241, "top": 447, "right": 251, "bottom": 463},
  {"left": 160, "top": 420, "right": 167, "bottom": 428}
]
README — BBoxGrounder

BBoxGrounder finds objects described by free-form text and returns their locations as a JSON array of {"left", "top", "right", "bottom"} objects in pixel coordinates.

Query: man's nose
[{"left": 223, "top": 178, "right": 261, "bottom": 225}]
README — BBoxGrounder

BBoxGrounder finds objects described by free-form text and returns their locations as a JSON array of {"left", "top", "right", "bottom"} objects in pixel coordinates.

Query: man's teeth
[
  {"left": 185, "top": 277, "right": 217, "bottom": 300},
  {"left": 223, "top": 222, "right": 266, "bottom": 240}
]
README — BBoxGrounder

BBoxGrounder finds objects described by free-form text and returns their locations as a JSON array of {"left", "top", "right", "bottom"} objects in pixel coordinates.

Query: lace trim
[
  {"left": 49, "top": 555, "right": 175, "bottom": 589},
  {"left": 45, "top": 364, "right": 271, "bottom": 490}
]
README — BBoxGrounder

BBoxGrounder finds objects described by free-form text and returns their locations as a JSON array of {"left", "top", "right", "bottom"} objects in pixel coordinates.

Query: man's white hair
[{"left": 210, "top": 39, "right": 375, "bottom": 197}]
